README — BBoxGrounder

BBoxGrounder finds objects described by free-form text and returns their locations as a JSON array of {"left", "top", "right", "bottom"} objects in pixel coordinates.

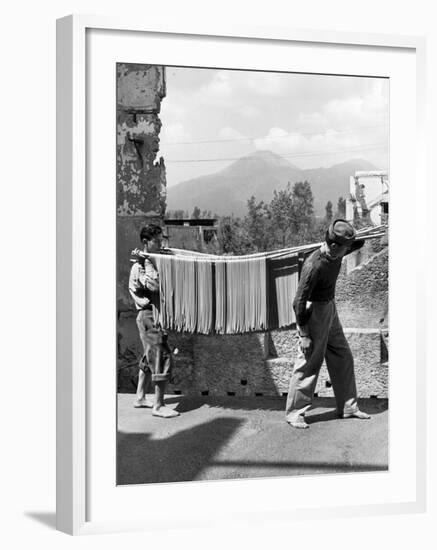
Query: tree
[
  {"left": 244, "top": 196, "right": 272, "bottom": 251},
  {"left": 191, "top": 206, "right": 201, "bottom": 219},
  {"left": 218, "top": 181, "right": 319, "bottom": 253},
  {"left": 324, "top": 200, "right": 333, "bottom": 223},
  {"left": 288, "top": 180, "right": 315, "bottom": 244},
  {"left": 165, "top": 209, "right": 185, "bottom": 219},
  {"left": 217, "top": 215, "right": 251, "bottom": 255},
  {"left": 335, "top": 196, "right": 346, "bottom": 219},
  {"left": 311, "top": 217, "right": 328, "bottom": 243},
  {"left": 270, "top": 183, "right": 294, "bottom": 247},
  {"left": 291, "top": 181, "right": 314, "bottom": 225}
]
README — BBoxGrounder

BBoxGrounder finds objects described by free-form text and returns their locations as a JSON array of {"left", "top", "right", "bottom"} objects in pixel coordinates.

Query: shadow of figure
[
  {"left": 24, "top": 511, "right": 56, "bottom": 530},
  {"left": 306, "top": 397, "right": 388, "bottom": 425},
  {"left": 160, "top": 395, "right": 388, "bottom": 417},
  {"left": 117, "top": 416, "right": 244, "bottom": 485},
  {"left": 163, "top": 395, "right": 287, "bottom": 413},
  {"left": 305, "top": 409, "right": 340, "bottom": 425}
]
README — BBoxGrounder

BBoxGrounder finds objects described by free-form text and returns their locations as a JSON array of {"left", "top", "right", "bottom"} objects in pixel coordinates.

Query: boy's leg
[
  {"left": 153, "top": 384, "right": 179, "bottom": 417},
  {"left": 134, "top": 367, "right": 153, "bottom": 407},
  {"left": 152, "top": 337, "right": 179, "bottom": 418},
  {"left": 285, "top": 349, "right": 322, "bottom": 426},
  {"left": 285, "top": 302, "right": 333, "bottom": 427},
  {"left": 134, "top": 310, "right": 154, "bottom": 408},
  {"left": 325, "top": 308, "right": 370, "bottom": 419}
]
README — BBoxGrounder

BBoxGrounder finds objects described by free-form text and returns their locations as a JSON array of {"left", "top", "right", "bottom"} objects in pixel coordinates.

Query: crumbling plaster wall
[
  {"left": 117, "top": 63, "right": 167, "bottom": 217},
  {"left": 117, "top": 63, "right": 167, "bottom": 310}
]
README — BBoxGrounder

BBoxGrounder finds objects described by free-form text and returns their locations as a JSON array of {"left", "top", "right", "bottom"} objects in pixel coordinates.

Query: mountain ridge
[{"left": 166, "top": 151, "right": 379, "bottom": 217}]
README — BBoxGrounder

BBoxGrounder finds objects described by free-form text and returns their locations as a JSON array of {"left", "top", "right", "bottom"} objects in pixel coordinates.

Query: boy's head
[
  {"left": 324, "top": 219, "right": 356, "bottom": 259},
  {"left": 140, "top": 224, "right": 163, "bottom": 253}
]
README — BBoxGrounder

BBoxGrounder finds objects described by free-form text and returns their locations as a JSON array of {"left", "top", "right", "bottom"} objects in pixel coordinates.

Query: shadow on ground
[
  {"left": 162, "top": 395, "right": 388, "bottom": 418},
  {"left": 118, "top": 417, "right": 244, "bottom": 484},
  {"left": 117, "top": 395, "right": 389, "bottom": 485}
]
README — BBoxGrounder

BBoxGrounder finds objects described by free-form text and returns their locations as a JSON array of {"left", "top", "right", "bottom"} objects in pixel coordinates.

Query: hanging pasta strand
[
  {"left": 152, "top": 252, "right": 301, "bottom": 333},
  {"left": 215, "top": 259, "right": 227, "bottom": 334},
  {"left": 196, "top": 258, "right": 213, "bottom": 334}
]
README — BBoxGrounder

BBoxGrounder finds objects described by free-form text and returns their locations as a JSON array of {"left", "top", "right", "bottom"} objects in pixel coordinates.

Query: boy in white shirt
[{"left": 128, "top": 223, "right": 179, "bottom": 418}]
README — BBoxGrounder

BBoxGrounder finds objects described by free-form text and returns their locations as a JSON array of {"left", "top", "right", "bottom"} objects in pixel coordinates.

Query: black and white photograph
[
  {"left": 116, "top": 63, "right": 389, "bottom": 485},
  {"left": 2, "top": 0, "right": 434, "bottom": 543}
]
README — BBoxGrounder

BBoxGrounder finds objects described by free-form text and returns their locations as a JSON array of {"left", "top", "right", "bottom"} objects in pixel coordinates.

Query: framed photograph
[{"left": 56, "top": 15, "right": 426, "bottom": 535}]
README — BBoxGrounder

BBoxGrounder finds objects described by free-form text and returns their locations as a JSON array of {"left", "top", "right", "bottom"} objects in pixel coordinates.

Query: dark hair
[
  {"left": 140, "top": 224, "right": 163, "bottom": 243},
  {"left": 325, "top": 229, "right": 337, "bottom": 247}
]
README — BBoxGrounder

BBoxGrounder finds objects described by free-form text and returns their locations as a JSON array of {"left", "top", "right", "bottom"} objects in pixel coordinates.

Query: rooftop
[{"left": 165, "top": 218, "right": 218, "bottom": 227}]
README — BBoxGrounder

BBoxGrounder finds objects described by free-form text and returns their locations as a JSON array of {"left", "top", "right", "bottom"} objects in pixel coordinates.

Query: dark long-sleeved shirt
[{"left": 293, "top": 240, "right": 365, "bottom": 326}]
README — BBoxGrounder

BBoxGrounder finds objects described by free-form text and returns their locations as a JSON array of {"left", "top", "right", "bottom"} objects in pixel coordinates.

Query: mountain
[
  {"left": 166, "top": 150, "right": 378, "bottom": 218},
  {"left": 301, "top": 158, "right": 379, "bottom": 216}
]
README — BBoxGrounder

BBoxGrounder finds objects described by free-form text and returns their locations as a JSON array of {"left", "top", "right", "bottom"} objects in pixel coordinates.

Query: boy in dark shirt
[{"left": 286, "top": 219, "right": 371, "bottom": 429}]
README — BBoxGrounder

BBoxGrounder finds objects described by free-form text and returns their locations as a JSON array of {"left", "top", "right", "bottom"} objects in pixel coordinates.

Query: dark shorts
[{"left": 136, "top": 309, "right": 172, "bottom": 382}]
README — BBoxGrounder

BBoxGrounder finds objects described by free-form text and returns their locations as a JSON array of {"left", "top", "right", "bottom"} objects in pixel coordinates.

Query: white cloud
[
  {"left": 197, "top": 71, "right": 233, "bottom": 104},
  {"left": 218, "top": 126, "right": 247, "bottom": 140},
  {"left": 254, "top": 127, "right": 307, "bottom": 154},
  {"left": 325, "top": 96, "right": 367, "bottom": 122},
  {"left": 195, "top": 70, "right": 293, "bottom": 109},
  {"left": 244, "top": 72, "right": 290, "bottom": 96},
  {"left": 297, "top": 111, "right": 329, "bottom": 131},
  {"left": 160, "top": 97, "right": 187, "bottom": 120},
  {"left": 160, "top": 122, "right": 190, "bottom": 143},
  {"left": 318, "top": 82, "right": 388, "bottom": 129},
  {"left": 254, "top": 125, "right": 376, "bottom": 162},
  {"left": 238, "top": 104, "right": 261, "bottom": 118},
  {"left": 160, "top": 67, "right": 389, "bottom": 177},
  {"left": 278, "top": 81, "right": 389, "bottom": 167}
]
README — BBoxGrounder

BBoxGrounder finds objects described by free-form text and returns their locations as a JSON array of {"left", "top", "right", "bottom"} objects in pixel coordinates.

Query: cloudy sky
[{"left": 158, "top": 66, "right": 389, "bottom": 187}]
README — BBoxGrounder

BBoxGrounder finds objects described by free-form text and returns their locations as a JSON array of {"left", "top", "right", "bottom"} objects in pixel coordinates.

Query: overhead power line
[
  {"left": 161, "top": 121, "right": 389, "bottom": 146},
  {"left": 164, "top": 143, "right": 388, "bottom": 164}
]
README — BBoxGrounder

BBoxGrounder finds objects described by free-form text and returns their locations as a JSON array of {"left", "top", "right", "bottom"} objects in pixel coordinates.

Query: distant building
[
  {"left": 345, "top": 170, "right": 389, "bottom": 272},
  {"left": 164, "top": 218, "right": 219, "bottom": 252},
  {"left": 346, "top": 170, "right": 389, "bottom": 226}
]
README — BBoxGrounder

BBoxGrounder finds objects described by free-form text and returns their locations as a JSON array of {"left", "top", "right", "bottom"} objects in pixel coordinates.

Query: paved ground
[{"left": 117, "top": 394, "right": 388, "bottom": 485}]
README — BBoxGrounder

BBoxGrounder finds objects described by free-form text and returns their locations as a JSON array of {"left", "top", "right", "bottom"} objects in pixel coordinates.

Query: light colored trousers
[{"left": 285, "top": 300, "right": 359, "bottom": 422}]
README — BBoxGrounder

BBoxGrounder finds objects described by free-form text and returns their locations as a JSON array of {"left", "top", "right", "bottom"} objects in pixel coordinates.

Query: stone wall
[
  {"left": 118, "top": 323, "right": 388, "bottom": 398},
  {"left": 336, "top": 246, "right": 388, "bottom": 328},
  {"left": 118, "top": 312, "right": 195, "bottom": 394},
  {"left": 315, "top": 328, "right": 387, "bottom": 398}
]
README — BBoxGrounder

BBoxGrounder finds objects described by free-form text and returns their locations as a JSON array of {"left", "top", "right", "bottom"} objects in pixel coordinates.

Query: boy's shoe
[
  {"left": 133, "top": 398, "right": 154, "bottom": 408},
  {"left": 341, "top": 409, "right": 371, "bottom": 419},
  {"left": 287, "top": 415, "right": 309, "bottom": 429}
]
